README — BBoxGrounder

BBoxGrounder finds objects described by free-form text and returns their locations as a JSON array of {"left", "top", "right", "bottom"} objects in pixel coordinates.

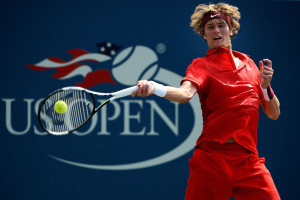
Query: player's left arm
[{"left": 259, "top": 59, "right": 280, "bottom": 120}]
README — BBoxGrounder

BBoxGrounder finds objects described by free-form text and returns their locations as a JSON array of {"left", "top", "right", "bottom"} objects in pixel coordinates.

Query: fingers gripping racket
[{"left": 38, "top": 86, "right": 138, "bottom": 135}]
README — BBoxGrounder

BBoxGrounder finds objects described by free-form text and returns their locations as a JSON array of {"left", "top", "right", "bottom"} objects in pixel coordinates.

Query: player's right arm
[
  {"left": 164, "top": 81, "right": 198, "bottom": 103},
  {"left": 132, "top": 80, "right": 198, "bottom": 103}
]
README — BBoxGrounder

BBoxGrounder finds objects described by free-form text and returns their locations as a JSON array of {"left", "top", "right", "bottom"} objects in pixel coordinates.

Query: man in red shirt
[{"left": 132, "top": 3, "right": 281, "bottom": 200}]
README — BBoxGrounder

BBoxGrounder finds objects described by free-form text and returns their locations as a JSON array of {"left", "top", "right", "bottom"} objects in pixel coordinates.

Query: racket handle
[{"left": 110, "top": 86, "right": 138, "bottom": 100}]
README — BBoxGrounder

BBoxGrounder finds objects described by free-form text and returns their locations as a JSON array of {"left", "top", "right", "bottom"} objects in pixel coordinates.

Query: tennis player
[{"left": 132, "top": 2, "right": 280, "bottom": 200}]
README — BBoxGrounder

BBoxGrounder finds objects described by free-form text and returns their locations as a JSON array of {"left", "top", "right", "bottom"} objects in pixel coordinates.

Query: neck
[
  {"left": 209, "top": 41, "right": 233, "bottom": 53},
  {"left": 224, "top": 40, "right": 233, "bottom": 53},
  {"left": 226, "top": 44, "right": 233, "bottom": 56}
]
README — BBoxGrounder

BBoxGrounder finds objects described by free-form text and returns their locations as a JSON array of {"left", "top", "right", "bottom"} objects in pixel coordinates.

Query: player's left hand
[{"left": 259, "top": 59, "right": 274, "bottom": 88}]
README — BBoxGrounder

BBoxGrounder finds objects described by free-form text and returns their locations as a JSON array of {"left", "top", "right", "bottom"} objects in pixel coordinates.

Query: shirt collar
[
  {"left": 206, "top": 47, "right": 249, "bottom": 61},
  {"left": 206, "top": 47, "right": 230, "bottom": 56}
]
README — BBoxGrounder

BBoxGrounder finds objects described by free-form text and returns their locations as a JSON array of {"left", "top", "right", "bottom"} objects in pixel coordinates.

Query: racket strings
[{"left": 40, "top": 89, "right": 94, "bottom": 134}]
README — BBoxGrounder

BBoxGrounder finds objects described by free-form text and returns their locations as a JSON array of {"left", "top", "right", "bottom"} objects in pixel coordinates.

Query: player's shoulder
[{"left": 188, "top": 57, "right": 206, "bottom": 69}]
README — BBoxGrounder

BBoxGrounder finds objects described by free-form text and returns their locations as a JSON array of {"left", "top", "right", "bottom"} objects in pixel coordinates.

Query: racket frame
[{"left": 38, "top": 86, "right": 137, "bottom": 135}]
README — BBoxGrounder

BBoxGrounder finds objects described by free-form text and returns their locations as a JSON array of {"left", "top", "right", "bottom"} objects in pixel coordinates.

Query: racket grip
[{"left": 110, "top": 86, "right": 138, "bottom": 100}]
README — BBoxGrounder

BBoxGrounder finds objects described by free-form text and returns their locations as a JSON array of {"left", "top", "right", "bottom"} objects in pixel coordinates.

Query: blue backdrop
[{"left": 1, "top": 0, "right": 299, "bottom": 199}]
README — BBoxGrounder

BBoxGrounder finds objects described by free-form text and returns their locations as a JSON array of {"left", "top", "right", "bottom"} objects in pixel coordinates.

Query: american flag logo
[{"left": 26, "top": 42, "right": 122, "bottom": 88}]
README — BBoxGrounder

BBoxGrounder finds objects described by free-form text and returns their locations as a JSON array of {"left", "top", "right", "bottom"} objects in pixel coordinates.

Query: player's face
[{"left": 204, "top": 19, "right": 233, "bottom": 50}]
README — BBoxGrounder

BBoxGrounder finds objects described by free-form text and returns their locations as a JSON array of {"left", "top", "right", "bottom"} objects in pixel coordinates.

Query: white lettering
[
  {"left": 1, "top": 98, "right": 180, "bottom": 136},
  {"left": 146, "top": 100, "right": 179, "bottom": 136},
  {"left": 120, "top": 100, "right": 145, "bottom": 136},
  {"left": 97, "top": 100, "right": 121, "bottom": 135},
  {"left": 33, "top": 98, "right": 48, "bottom": 135},
  {"left": 3, "top": 98, "right": 33, "bottom": 135}
]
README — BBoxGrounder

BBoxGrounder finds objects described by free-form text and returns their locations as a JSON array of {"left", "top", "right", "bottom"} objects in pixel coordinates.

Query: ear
[
  {"left": 229, "top": 29, "right": 233, "bottom": 37},
  {"left": 203, "top": 35, "right": 207, "bottom": 41}
]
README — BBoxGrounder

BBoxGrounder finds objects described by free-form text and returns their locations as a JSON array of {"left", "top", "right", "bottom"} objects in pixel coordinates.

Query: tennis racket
[{"left": 38, "top": 86, "right": 140, "bottom": 135}]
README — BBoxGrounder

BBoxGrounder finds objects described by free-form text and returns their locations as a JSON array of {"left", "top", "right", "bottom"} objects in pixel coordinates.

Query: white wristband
[
  {"left": 260, "top": 84, "right": 274, "bottom": 101},
  {"left": 260, "top": 84, "right": 270, "bottom": 101},
  {"left": 149, "top": 81, "right": 167, "bottom": 97}
]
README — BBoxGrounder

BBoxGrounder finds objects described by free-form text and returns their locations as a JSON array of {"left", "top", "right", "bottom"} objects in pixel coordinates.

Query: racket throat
[{"left": 96, "top": 99, "right": 110, "bottom": 111}]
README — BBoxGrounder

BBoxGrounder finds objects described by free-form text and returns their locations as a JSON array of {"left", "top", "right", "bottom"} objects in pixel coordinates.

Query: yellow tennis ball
[{"left": 54, "top": 100, "right": 68, "bottom": 114}]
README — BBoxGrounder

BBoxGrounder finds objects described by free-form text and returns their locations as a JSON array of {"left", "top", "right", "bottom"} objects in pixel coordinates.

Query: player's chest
[{"left": 206, "top": 61, "right": 258, "bottom": 86}]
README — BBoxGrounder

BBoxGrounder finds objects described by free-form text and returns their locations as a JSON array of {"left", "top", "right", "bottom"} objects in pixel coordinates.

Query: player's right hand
[{"left": 131, "top": 80, "right": 155, "bottom": 97}]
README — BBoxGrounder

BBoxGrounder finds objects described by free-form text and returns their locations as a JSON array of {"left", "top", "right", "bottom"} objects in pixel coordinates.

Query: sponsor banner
[{"left": 3, "top": 44, "right": 203, "bottom": 170}]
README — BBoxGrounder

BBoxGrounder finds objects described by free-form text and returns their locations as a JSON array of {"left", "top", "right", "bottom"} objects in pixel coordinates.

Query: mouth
[{"left": 213, "top": 37, "right": 222, "bottom": 41}]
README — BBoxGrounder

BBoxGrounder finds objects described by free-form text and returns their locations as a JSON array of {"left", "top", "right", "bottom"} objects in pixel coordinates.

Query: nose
[{"left": 214, "top": 26, "right": 220, "bottom": 33}]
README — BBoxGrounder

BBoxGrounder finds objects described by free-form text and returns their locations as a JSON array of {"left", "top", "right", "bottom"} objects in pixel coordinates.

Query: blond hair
[{"left": 190, "top": 3, "right": 241, "bottom": 37}]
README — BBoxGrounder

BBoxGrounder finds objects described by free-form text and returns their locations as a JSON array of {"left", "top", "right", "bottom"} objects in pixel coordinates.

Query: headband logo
[
  {"left": 202, "top": 12, "right": 231, "bottom": 29},
  {"left": 210, "top": 14, "right": 220, "bottom": 18}
]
